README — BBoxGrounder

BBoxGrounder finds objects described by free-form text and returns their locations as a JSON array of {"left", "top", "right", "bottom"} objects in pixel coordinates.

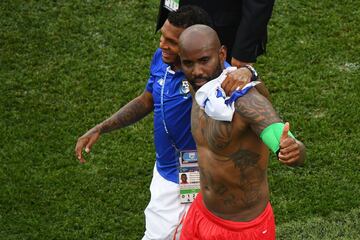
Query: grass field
[{"left": 1, "top": 0, "right": 360, "bottom": 239}]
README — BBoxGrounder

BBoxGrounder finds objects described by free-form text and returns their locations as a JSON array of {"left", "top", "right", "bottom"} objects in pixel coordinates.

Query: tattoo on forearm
[{"left": 100, "top": 98, "right": 152, "bottom": 133}]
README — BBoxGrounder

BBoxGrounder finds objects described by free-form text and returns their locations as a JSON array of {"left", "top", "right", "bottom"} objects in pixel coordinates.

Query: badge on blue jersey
[
  {"left": 157, "top": 78, "right": 164, "bottom": 86},
  {"left": 180, "top": 79, "right": 190, "bottom": 98}
]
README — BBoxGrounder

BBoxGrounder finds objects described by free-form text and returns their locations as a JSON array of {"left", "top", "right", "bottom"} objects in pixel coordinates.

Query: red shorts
[{"left": 180, "top": 193, "right": 276, "bottom": 240}]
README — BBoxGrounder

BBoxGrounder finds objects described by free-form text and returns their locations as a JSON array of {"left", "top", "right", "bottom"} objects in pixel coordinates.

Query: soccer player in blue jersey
[{"left": 75, "top": 6, "right": 259, "bottom": 240}]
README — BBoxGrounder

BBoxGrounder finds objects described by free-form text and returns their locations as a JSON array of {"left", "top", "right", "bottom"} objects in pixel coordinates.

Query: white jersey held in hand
[{"left": 195, "top": 67, "right": 260, "bottom": 122}]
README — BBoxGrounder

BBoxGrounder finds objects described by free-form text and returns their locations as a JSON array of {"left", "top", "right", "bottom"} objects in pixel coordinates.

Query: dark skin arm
[
  {"left": 75, "top": 91, "right": 154, "bottom": 163},
  {"left": 234, "top": 89, "right": 306, "bottom": 166}
]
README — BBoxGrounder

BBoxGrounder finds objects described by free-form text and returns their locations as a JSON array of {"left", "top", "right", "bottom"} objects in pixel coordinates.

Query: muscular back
[{"left": 191, "top": 88, "right": 281, "bottom": 222}]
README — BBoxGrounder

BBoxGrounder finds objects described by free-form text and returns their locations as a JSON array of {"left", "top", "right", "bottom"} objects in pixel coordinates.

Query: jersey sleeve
[{"left": 146, "top": 48, "right": 162, "bottom": 93}]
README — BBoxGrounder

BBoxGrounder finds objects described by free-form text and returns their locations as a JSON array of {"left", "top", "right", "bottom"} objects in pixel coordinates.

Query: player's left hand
[{"left": 278, "top": 122, "right": 302, "bottom": 166}]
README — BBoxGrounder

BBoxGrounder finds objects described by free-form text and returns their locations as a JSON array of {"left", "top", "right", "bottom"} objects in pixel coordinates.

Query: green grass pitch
[{"left": 1, "top": 0, "right": 359, "bottom": 239}]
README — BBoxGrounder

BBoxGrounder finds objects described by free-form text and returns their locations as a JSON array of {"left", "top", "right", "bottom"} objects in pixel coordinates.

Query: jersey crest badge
[{"left": 180, "top": 79, "right": 190, "bottom": 98}]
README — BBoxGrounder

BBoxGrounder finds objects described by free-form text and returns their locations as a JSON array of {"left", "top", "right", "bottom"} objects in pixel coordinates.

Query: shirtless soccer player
[{"left": 178, "top": 25, "right": 306, "bottom": 239}]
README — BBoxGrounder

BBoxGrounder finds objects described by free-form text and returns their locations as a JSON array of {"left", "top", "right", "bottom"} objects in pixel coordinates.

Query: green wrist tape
[{"left": 260, "top": 122, "right": 295, "bottom": 154}]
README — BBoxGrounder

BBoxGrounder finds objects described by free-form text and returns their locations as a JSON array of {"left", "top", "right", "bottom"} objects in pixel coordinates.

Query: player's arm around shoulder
[{"left": 234, "top": 88, "right": 306, "bottom": 167}]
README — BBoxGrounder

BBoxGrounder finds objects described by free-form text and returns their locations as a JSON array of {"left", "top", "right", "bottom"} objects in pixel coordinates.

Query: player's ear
[{"left": 219, "top": 45, "right": 227, "bottom": 64}]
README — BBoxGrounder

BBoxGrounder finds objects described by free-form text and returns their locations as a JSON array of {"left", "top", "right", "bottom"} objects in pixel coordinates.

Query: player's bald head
[
  {"left": 179, "top": 24, "right": 221, "bottom": 54},
  {"left": 178, "top": 24, "right": 226, "bottom": 91}
]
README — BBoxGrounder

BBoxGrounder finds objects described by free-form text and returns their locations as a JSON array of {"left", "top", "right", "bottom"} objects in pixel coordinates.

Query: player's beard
[
  {"left": 210, "top": 63, "right": 223, "bottom": 81},
  {"left": 191, "top": 62, "right": 223, "bottom": 91}
]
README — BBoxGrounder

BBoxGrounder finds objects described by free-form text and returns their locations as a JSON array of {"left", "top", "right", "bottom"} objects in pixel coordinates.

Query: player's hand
[
  {"left": 75, "top": 127, "right": 101, "bottom": 163},
  {"left": 230, "top": 57, "right": 250, "bottom": 69},
  {"left": 221, "top": 67, "right": 252, "bottom": 96},
  {"left": 278, "top": 122, "right": 302, "bottom": 166}
]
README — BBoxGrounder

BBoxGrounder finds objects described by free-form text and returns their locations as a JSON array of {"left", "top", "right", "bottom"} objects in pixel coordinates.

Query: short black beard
[
  {"left": 191, "top": 62, "right": 223, "bottom": 91},
  {"left": 211, "top": 63, "right": 223, "bottom": 81}
]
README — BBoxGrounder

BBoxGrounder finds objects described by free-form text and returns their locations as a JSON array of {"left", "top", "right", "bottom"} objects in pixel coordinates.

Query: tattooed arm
[
  {"left": 75, "top": 91, "right": 154, "bottom": 163},
  {"left": 234, "top": 88, "right": 305, "bottom": 166},
  {"left": 234, "top": 88, "right": 280, "bottom": 135},
  {"left": 98, "top": 91, "right": 154, "bottom": 133}
]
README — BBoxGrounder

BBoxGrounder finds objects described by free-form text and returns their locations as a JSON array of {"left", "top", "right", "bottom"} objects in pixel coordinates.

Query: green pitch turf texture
[{"left": 1, "top": 0, "right": 359, "bottom": 239}]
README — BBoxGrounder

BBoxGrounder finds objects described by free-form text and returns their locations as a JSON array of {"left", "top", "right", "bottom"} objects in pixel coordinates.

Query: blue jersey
[{"left": 146, "top": 49, "right": 196, "bottom": 183}]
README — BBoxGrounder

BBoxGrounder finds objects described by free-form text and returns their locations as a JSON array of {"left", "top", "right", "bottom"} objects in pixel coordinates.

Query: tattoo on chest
[
  {"left": 230, "top": 149, "right": 260, "bottom": 170},
  {"left": 206, "top": 119, "right": 232, "bottom": 149},
  {"left": 192, "top": 102, "right": 232, "bottom": 150}
]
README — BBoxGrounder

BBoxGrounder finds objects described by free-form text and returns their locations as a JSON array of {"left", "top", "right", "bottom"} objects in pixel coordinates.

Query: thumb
[{"left": 280, "top": 122, "right": 290, "bottom": 142}]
